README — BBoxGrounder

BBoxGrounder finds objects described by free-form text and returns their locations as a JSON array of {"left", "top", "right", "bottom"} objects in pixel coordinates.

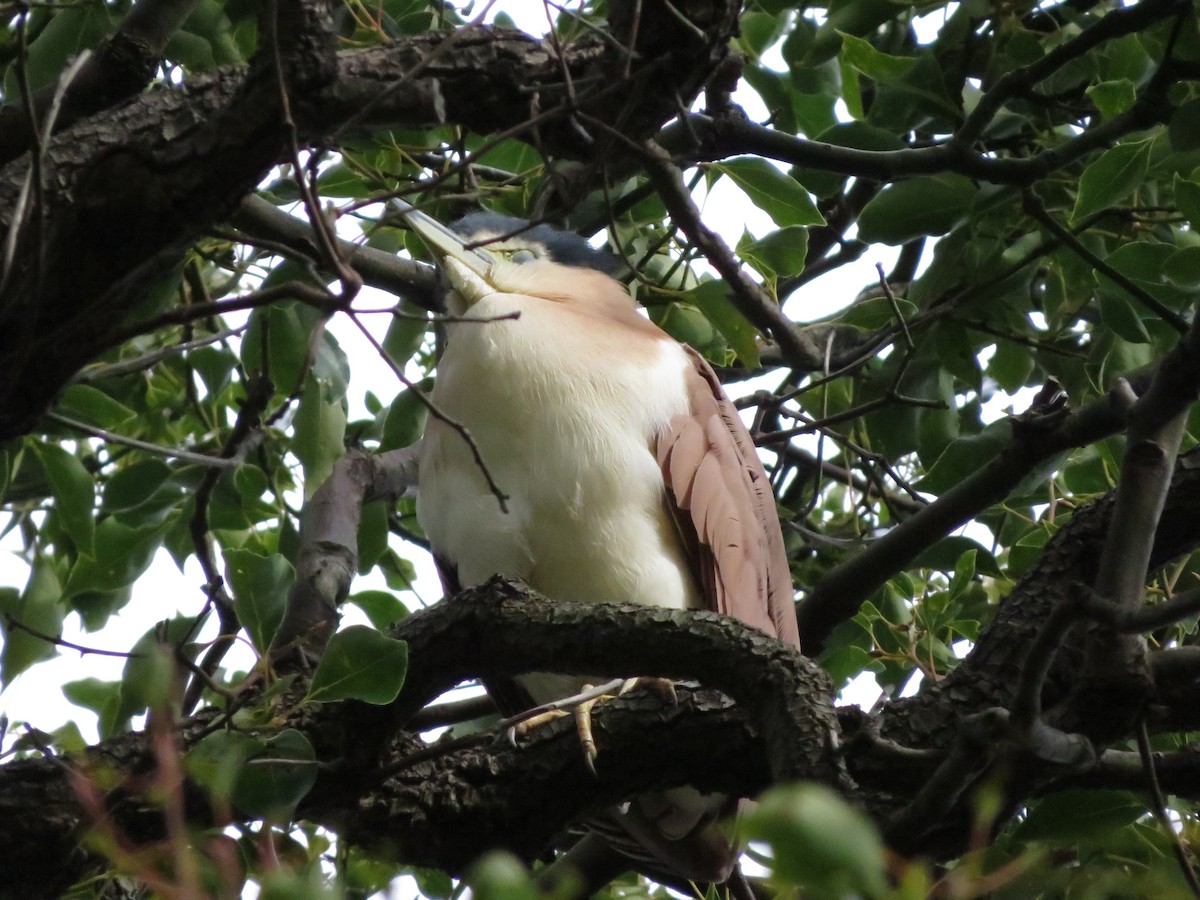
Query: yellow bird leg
[
  {"left": 509, "top": 708, "right": 570, "bottom": 741},
  {"left": 577, "top": 677, "right": 680, "bottom": 776},
  {"left": 504, "top": 677, "right": 679, "bottom": 776},
  {"left": 505, "top": 677, "right": 627, "bottom": 747}
]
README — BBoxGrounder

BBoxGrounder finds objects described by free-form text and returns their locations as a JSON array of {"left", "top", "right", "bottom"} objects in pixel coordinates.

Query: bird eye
[{"left": 510, "top": 249, "right": 536, "bottom": 264}]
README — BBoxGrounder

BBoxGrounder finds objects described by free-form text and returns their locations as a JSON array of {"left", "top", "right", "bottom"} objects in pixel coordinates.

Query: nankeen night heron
[{"left": 400, "top": 202, "right": 800, "bottom": 894}]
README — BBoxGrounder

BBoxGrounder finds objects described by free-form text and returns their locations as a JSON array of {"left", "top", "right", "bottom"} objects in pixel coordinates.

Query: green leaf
[
  {"left": 294, "top": 373, "right": 347, "bottom": 498},
  {"left": 857, "top": 174, "right": 977, "bottom": 244},
  {"left": 62, "top": 676, "right": 127, "bottom": 738},
  {"left": 55, "top": 384, "right": 138, "bottom": 431},
  {"left": 949, "top": 549, "right": 977, "bottom": 597},
  {"left": 232, "top": 463, "right": 268, "bottom": 502},
  {"left": 1093, "top": 242, "right": 1191, "bottom": 313},
  {"left": 744, "top": 784, "right": 888, "bottom": 896},
  {"left": 737, "top": 10, "right": 788, "bottom": 60},
  {"left": 117, "top": 617, "right": 199, "bottom": 719},
  {"left": 165, "top": 29, "right": 217, "bottom": 70},
  {"left": 806, "top": 0, "right": 904, "bottom": 64},
  {"left": 7, "top": 4, "right": 112, "bottom": 93},
  {"left": 382, "top": 301, "right": 429, "bottom": 367},
  {"left": 839, "top": 32, "right": 917, "bottom": 81},
  {"left": 316, "top": 162, "right": 373, "bottom": 198},
  {"left": 712, "top": 158, "right": 825, "bottom": 227},
  {"left": 0, "top": 446, "right": 11, "bottom": 502},
  {"left": 653, "top": 303, "right": 722, "bottom": 360},
  {"left": 411, "top": 867, "right": 455, "bottom": 900},
  {"left": 912, "top": 537, "right": 1002, "bottom": 578},
  {"left": 223, "top": 548, "right": 293, "bottom": 655},
  {"left": 990, "top": 339, "right": 1036, "bottom": 393},
  {"left": 64, "top": 520, "right": 163, "bottom": 598},
  {"left": 378, "top": 549, "right": 419, "bottom": 592},
  {"left": 467, "top": 852, "right": 540, "bottom": 900},
  {"left": 1071, "top": 140, "right": 1152, "bottom": 223},
  {"left": 1163, "top": 247, "right": 1200, "bottom": 288},
  {"left": 839, "top": 57, "right": 864, "bottom": 120},
  {"left": 349, "top": 590, "right": 409, "bottom": 630},
  {"left": 0, "top": 560, "right": 64, "bottom": 684},
  {"left": 166, "top": 0, "right": 246, "bottom": 70},
  {"left": 357, "top": 501, "right": 390, "bottom": 574},
  {"left": 918, "top": 420, "right": 1012, "bottom": 495},
  {"left": 381, "top": 377, "right": 432, "bottom": 452},
  {"left": 306, "top": 625, "right": 408, "bottom": 704},
  {"left": 1174, "top": 174, "right": 1200, "bottom": 229},
  {"left": 736, "top": 226, "right": 810, "bottom": 278},
  {"left": 242, "top": 301, "right": 342, "bottom": 397},
  {"left": 231, "top": 729, "right": 318, "bottom": 818},
  {"left": 684, "top": 280, "right": 762, "bottom": 366},
  {"left": 1086, "top": 79, "right": 1135, "bottom": 119},
  {"left": 187, "top": 729, "right": 263, "bottom": 805},
  {"left": 1169, "top": 99, "right": 1200, "bottom": 152},
  {"left": 32, "top": 442, "right": 95, "bottom": 555},
  {"left": 1096, "top": 292, "right": 1150, "bottom": 343},
  {"left": 837, "top": 294, "right": 918, "bottom": 330},
  {"left": 1014, "top": 790, "right": 1144, "bottom": 842},
  {"left": 187, "top": 345, "right": 237, "bottom": 397},
  {"left": 102, "top": 459, "right": 172, "bottom": 512}
]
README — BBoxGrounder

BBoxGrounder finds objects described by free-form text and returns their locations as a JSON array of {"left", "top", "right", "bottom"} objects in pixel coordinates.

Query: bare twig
[
  {"left": 43, "top": 413, "right": 238, "bottom": 470},
  {"left": 1138, "top": 719, "right": 1200, "bottom": 896}
]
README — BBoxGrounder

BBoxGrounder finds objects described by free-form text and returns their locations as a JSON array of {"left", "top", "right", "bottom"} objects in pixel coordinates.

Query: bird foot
[
  {"left": 503, "top": 677, "right": 678, "bottom": 776},
  {"left": 504, "top": 678, "right": 626, "bottom": 748},
  {"left": 575, "top": 677, "right": 678, "bottom": 776},
  {"left": 508, "top": 708, "right": 570, "bottom": 739}
]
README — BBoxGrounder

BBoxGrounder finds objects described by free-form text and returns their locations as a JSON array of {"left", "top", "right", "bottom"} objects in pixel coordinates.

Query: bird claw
[
  {"left": 625, "top": 676, "right": 678, "bottom": 706},
  {"left": 576, "top": 690, "right": 603, "bottom": 777},
  {"left": 570, "top": 678, "right": 683, "bottom": 777},
  {"left": 504, "top": 677, "right": 679, "bottom": 777},
  {"left": 507, "top": 709, "right": 569, "bottom": 746}
]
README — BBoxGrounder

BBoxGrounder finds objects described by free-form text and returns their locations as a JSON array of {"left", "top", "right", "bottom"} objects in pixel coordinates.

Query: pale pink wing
[{"left": 654, "top": 346, "right": 799, "bottom": 648}]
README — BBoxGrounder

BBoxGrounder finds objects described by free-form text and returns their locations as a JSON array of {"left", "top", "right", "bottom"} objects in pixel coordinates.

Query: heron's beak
[{"left": 395, "top": 199, "right": 496, "bottom": 282}]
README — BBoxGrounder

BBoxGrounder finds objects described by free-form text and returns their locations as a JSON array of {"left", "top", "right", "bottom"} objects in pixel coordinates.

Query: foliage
[{"left": 2, "top": 0, "right": 1200, "bottom": 896}]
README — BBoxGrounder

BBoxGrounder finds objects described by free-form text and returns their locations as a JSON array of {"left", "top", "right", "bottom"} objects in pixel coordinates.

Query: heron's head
[{"left": 399, "top": 204, "right": 621, "bottom": 316}]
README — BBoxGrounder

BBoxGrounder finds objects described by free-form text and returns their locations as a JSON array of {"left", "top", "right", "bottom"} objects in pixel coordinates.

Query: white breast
[{"left": 417, "top": 291, "right": 702, "bottom": 646}]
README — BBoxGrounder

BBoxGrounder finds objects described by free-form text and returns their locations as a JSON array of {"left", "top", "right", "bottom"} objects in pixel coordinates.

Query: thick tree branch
[
  {"left": 231, "top": 195, "right": 439, "bottom": 309},
  {"left": 0, "top": 0, "right": 205, "bottom": 166},
  {"left": 1074, "top": 309, "right": 1200, "bottom": 733},
  {"left": 270, "top": 444, "right": 421, "bottom": 668}
]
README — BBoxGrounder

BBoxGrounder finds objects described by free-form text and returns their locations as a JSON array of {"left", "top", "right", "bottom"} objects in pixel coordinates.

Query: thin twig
[
  {"left": 1023, "top": 192, "right": 1188, "bottom": 334},
  {"left": 1, "top": 614, "right": 143, "bottom": 659},
  {"left": 347, "top": 310, "right": 510, "bottom": 513},
  {"left": 74, "top": 327, "right": 246, "bottom": 382},
  {"left": 44, "top": 412, "right": 238, "bottom": 469},
  {"left": 1137, "top": 719, "right": 1200, "bottom": 897}
]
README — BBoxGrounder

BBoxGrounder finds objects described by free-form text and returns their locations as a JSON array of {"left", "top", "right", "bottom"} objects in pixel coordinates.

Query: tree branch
[{"left": 0, "top": 0, "right": 206, "bottom": 166}]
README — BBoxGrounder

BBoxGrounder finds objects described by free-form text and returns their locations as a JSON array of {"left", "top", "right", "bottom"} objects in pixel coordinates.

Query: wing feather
[
  {"left": 664, "top": 420, "right": 707, "bottom": 507},
  {"left": 654, "top": 346, "right": 799, "bottom": 648}
]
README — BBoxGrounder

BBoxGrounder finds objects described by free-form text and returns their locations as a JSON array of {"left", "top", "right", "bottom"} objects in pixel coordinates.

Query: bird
[{"left": 401, "top": 201, "right": 800, "bottom": 896}]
